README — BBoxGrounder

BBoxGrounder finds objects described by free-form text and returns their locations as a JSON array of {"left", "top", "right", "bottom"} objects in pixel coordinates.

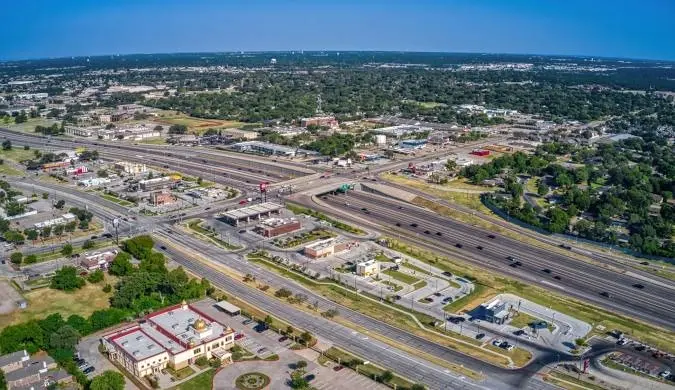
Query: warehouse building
[{"left": 101, "top": 301, "right": 235, "bottom": 378}]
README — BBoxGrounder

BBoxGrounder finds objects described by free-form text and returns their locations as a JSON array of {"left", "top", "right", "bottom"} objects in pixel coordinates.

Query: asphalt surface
[{"left": 311, "top": 191, "right": 675, "bottom": 331}]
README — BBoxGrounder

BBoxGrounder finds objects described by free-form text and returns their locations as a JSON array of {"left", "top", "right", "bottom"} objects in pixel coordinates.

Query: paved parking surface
[{"left": 78, "top": 330, "right": 139, "bottom": 389}]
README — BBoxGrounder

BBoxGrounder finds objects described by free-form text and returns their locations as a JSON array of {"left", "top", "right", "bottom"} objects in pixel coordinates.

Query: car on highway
[
  {"left": 436, "top": 232, "right": 442, "bottom": 236},
  {"left": 361, "top": 207, "right": 368, "bottom": 211},
  {"left": 410, "top": 223, "right": 418, "bottom": 228},
  {"left": 455, "top": 243, "right": 463, "bottom": 248},
  {"left": 160, "top": 246, "right": 167, "bottom": 250},
  {"left": 600, "top": 291, "right": 611, "bottom": 298},
  {"left": 90, "top": 235, "right": 98, "bottom": 239},
  {"left": 487, "top": 234, "right": 496, "bottom": 239},
  {"left": 514, "top": 261, "right": 522, "bottom": 266},
  {"left": 559, "top": 244, "right": 572, "bottom": 250},
  {"left": 553, "top": 275, "right": 562, "bottom": 280},
  {"left": 424, "top": 230, "right": 430, "bottom": 234},
  {"left": 395, "top": 222, "right": 401, "bottom": 227},
  {"left": 475, "top": 333, "right": 485, "bottom": 340},
  {"left": 476, "top": 245, "right": 483, "bottom": 250},
  {"left": 238, "top": 229, "right": 246, "bottom": 234},
  {"left": 442, "top": 271, "right": 452, "bottom": 277},
  {"left": 542, "top": 269, "right": 551, "bottom": 274},
  {"left": 506, "top": 256, "right": 515, "bottom": 261},
  {"left": 632, "top": 283, "right": 645, "bottom": 289},
  {"left": 205, "top": 207, "right": 211, "bottom": 210}
]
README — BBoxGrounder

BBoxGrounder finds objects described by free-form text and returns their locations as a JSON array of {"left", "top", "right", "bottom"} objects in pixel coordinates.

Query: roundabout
[{"left": 235, "top": 372, "right": 270, "bottom": 390}]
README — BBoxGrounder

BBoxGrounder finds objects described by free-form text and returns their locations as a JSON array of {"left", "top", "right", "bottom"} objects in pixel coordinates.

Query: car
[
  {"left": 77, "top": 360, "right": 89, "bottom": 368},
  {"left": 278, "top": 336, "right": 288, "bottom": 342},
  {"left": 102, "top": 233, "right": 113, "bottom": 238},
  {"left": 506, "top": 256, "right": 515, "bottom": 261},
  {"left": 476, "top": 245, "right": 483, "bottom": 250},
  {"left": 395, "top": 222, "right": 401, "bottom": 227},
  {"left": 90, "top": 235, "right": 98, "bottom": 239},
  {"left": 238, "top": 229, "right": 246, "bottom": 234},
  {"left": 559, "top": 244, "right": 572, "bottom": 250},
  {"left": 635, "top": 345, "right": 646, "bottom": 351},
  {"left": 514, "top": 261, "right": 523, "bottom": 266},
  {"left": 475, "top": 333, "right": 486, "bottom": 340},
  {"left": 398, "top": 206, "right": 404, "bottom": 210},
  {"left": 505, "top": 345, "right": 515, "bottom": 351},
  {"left": 364, "top": 210, "right": 370, "bottom": 214},
  {"left": 492, "top": 339, "right": 504, "bottom": 346},
  {"left": 239, "top": 200, "right": 248, "bottom": 205},
  {"left": 433, "top": 292, "right": 442, "bottom": 297},
  {"left": 442, "top": 271, "right": 453, "bottom": 277},
  {"left": 600, "top": 291, "right": 611, "bottom": 298},
  {"left": 487, "top": 234, "right": 496, "bottom": 239},
  {"left": 361, "top": 207, "right": 368, "bottom": 211},
  {"left": 333, "top": 365, "right": 345, "bottom": 372},
  {"left": 542, "top": 269, "right": 551, "bottom": 274},
  {"left": 83, "top": 366, "right": 95, "bottom": 374},
  {"left": 640, "top": 261, "right": 649, "bottom": 265},
  {"left": 553, "top": 275, "right": 562, "bottom": 280},
  {"left": 455, "top": 243, "right": 463, "bottom": 248},
  {"left": 423, "top": 297, "right": 433, "bottom": 302},
  {"left": 242, "top": 319, "right": 253, "bottom": 325},
  {"left": 632, "top": 283, "right": 645, "bottom": 289},
  {"left": 393, "top": 295, "right": 402, "bottom": 300},
  {"left": 499, "top": 341, "right": 509, "bottom": 349},
  {"left": 254, "top": 324, "right": 268, "bottom": 333},
  {"left": 424, "top": 230, "right": 431, "bottom": 234},
  {"left": 436, "top": 232, "right": 442, "bottom": 236},
  {"left": 160, "top": 245, "right": 167, "bottom": 250},
  {"left": 205, "top": 207, "right": 211, "bottom": 210},
  {"left": 410, "top": 223, "right": 418, "bottom": 228},
  {"left": 234, "top": 333, "right": 245, "bottom": 340},
  {"left": 514, "top": 329, "right": 525, "bottom": 336},
  {"left": 74, "top": 358, "right": 85, "bottom": 366},
  {"left": 509, "top": 263, "right": 519, "bottom": 268},
  {"left": 257, "top": 347, "right": 267, "bottom": 354},
  {"left": 442, "top": 297, "right": 453, "bottom": 303}
]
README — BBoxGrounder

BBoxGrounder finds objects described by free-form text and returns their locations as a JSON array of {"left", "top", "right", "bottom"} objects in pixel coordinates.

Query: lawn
[
  {"left": 382, "top": 269, "right": 420, "bottom": 285},
  {"left": 286, "top": 203, "right": 366, "bottom": 235},
  {"left": 274, "top": 229, "right": 335, "bottom": 249},
  {"left": 0, "top": 147, "right": 36, "bottom": 163},
  {"left": 166, "top": 366, "right": 195, "bottom": 380},
  {"left": 6, "top": 118, "right": 60, "bottom": 133},
  {"left": 484, "top": 344, "right": 532, "bottom": 367},
  {"left": 169, "top": 368, "right": 214, "bottom": 390},
  {"left": 100, "top": 193, "right": 136, "bottom": 207},
  {"left": 186, "top": 219, "right": 241, "bottom": 250},
  {"left": 0, "top": 276, "right": 116, "bottom": 328},
  {"left": 137, "top": 137, "right": 167, "bottom": 145},
  {"left": 0, "top": 163, "right": 22, "bottom": 176},
  {"left": 545, "top": 371, "right": 608, "bottom": 390},
  {"left": 157, "top": 114, "right": 248, "bottom": 134},
  {"left": 508, "top": 312, "right": 539, "bottom": 328}
]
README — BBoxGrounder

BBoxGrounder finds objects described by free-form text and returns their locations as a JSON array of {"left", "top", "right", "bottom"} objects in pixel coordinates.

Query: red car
[
  {"left": 333, "top": 365, "right": 344, "bottom": 372},
  {"left": 234, "top": 333, "right": 245, "bottom": 340},
  {"left": 239, "top": 200, "right": 248, "bottom": 205}
]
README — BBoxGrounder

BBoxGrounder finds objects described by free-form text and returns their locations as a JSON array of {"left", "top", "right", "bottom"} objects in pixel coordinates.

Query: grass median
[
  {"left": 246, "top": 254, "right": 517, "bottom": 371},
  {"left": 385, "top": 238, "right": 675, "bottom": 355},
  {"left": 286, "top": 202, "right": 366, "bottom": 235},
  {"left": 186, "top": 219, "right": 241, "bottom": 250}
]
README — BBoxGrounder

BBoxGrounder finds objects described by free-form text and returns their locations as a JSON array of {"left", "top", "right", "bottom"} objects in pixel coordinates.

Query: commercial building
[
  {"left": 221, "top": 128, "right": 259, "bottom": 140},
  {"left": 139, "top": 176, "right": 172, "bottom": 191},
  {"left": 229, "top": 141, "right": 320, "bottom": 157},
  {"left": 150, "top": 191, "right": 176, "bottom": 206},
  {"left": 356, "top": 259, "right": 379, "bottom": 277},
  {"left": 303, "top": 238, "right": 352, "bottom": 259},
  {"left": 470, "top": 149, "right": 490, "bottom": 157},
  {"left": 80, "top": 250, "right": 117, "bottom": 271},
  {"left": 373, "top": 125, "right": 433, "bottom": 138},
  {"left": 65, "top": 166, "right": 89, "bottom": 175},
  {"left": 41, "top": 161, "right": 71, "bottom": 171},
  {"left": 78, "top": 177, "right": 111, "bottom": 187},
  {"left": 0, "top": 350, "right": 73, "bottom": 390},
  {"left": 34, "top": 213, "right": 77, "bottom": 229},
  {"left": 300, "top": 116, "right": 338, "bottom": 128},
  {"left": 254, "top": 217, "right": 302, "bottom": 237},
  {"left": 219, "top": 202, "right": 283, "bottom": 226},
  {"left": 477, "top": 299, "right": 511, "bottom": 325},
  {"left": 399, "top": 139, "right": 427, "bottom": 150},
  {"left": 101, "top": 301, "right": 235, "bottom": 378},
  {"left": 114, "top": 161, "right": 148, "bottom": 174}
]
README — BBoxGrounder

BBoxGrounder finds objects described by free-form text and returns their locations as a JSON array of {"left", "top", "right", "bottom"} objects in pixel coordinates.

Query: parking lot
[{"left": 77, "top": 329, "right": 139, "bottom": 389}]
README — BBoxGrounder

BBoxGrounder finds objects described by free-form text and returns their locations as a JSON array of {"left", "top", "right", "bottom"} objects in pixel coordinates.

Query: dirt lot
[{"left": 0, "top": 280, "right": 23, "bottom": 315}]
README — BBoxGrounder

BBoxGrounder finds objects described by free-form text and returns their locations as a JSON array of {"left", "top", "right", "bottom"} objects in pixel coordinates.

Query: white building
[
  {"left": 78, "top": 177, "right": 112, "bottom": 187},
  {"left": 114, "top": 161, "right": 148, "bottom": 174},
  {"left": 356, "top": 259, "right": 379, "bottom": 277},
  {"left": 101, "top": 302, "right": 234, "bottom": 377},
  {"left": 34, "top": 213, "right": 77, "bottom": 229}
]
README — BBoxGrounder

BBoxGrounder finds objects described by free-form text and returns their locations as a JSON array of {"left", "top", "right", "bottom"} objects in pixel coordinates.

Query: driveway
[{"left": 78, "top": 330, "right": 139, "bottom": 390}]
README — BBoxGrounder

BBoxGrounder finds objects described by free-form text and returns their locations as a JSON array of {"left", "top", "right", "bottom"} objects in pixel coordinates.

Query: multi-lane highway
[{"left": 312, "top": 190, "right": 675, "bottom": 330}]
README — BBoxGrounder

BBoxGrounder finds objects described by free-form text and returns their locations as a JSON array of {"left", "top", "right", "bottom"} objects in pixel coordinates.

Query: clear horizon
[{"left": 2, "top": 0, "right": 674, "bottom": 61}]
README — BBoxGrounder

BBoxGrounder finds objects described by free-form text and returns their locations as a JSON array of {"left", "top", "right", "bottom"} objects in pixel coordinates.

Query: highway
[{"left": 313, "top": 190, "right": 675, "bottom": 330}]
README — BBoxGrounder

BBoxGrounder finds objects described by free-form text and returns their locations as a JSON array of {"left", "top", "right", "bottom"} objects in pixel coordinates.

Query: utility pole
[{"left": 112, "top": 218, "right": 120, "bottom": 245}]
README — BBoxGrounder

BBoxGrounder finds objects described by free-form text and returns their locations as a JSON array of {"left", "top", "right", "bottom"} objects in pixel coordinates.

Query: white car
[{"left": 493, "top": 339, "right": 503, "bottom": 346}]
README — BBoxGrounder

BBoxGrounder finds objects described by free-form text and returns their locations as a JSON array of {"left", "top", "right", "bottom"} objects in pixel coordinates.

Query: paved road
[{"left": 310, "top": 190, "right": 675, "bottom": 331}]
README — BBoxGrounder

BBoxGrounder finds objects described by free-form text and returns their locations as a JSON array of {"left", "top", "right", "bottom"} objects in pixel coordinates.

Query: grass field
[
  {"left": 545, "top": 371, "right": 608, "bottom": 390},
  {"left": 157, "top": 113, "right": 248, "bottom": 134},
  {"left": 0, "top": 163, "right": 22, "bottom": 176},
  {"left": 382, "top": 269, "right": 420, "bottom": 285},
  {"left": 169, "top": 368, "right": 214, "bottom": 390},
  {"left": 6, "top": 118, "right": 60, "bottom": 134},
  {"left": 0, "top": 147, "right": 36, "bottom": 163},
  {"left": 0, "top": 277, "right": 116, "bottom": 328},
  {"left": 484, "top": 344, "right": 532, "bottom": 367},
  {"left": 100, "top": 193, "right": 136, "bottom": 207},
  {"left": 509, "top": 312, "right": 539, "bottom": 328}
]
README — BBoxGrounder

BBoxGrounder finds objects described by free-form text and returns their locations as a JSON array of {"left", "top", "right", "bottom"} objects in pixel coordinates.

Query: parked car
[
  {"left": 333, "top": 365, "right": 345, "bottom": 372},
  {"left": 475, "top": 333, "right": 486, "bottom": 340},
  {"left": 242, "top": 319, "right": 253, "bottom": 325},
  {"left": 83, "top": 366, "right": 95, "bottom": 374},
  {"left": 442, "top": 271, "right": 453, "bottom": 277},
  {"left": 278, "top": 336, "right": 288, "bottom": 342},
  {"left": 234, "top": 333, "right": 245, "bottom": 340}
]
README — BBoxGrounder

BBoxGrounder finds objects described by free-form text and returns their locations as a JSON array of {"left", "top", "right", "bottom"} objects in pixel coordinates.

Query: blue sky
[{"left": 2, "top": 0, "right": 674, "bottom": 61}]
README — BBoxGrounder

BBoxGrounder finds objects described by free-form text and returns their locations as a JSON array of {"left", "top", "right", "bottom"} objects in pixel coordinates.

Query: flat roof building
[
  {"left": 356, "top": 259, "right": 379, "bottom": 277},
  {"left": 373, "top": 125, "right": 433, "bottom": 138},
  {"left": 139, "top": 176, "right": 172, "bottom": 191},
  {"left": 254, "top": 217, "right": 301, "bottom": 237},
  {"left": 101, "top": 301, "right": 235, "bottom": 378},
  {"left": 229, "top": 141, "right": 319, "bottom": 157},
  {"left": 303, "top": 238, "right": 353, "bottom": 259},
  {"left": 478, "top": 299, "right": 511, "bottom": 325},
  {"left": 218, "top": 202, "right": 283, "bottom": 226},
  {"left": 0, "top": 351, "right": 72, "bottom": 390}
]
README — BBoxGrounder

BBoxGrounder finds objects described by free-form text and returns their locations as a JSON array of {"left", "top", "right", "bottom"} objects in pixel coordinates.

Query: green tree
[
  {"left": 90, "top": 371, "right": 125, "bottom": 390},
  {"left": 411, "top": 384, "right": 426, "bottom": 390},
  {"left": 25, "top": 229, "right": 39, "bottom": 241},
  {"left": 53, "top": 224, "right": 64, "bottom": 237},
  {"left": 9, "top": 252, "right": 22, "bottom": 264},
  {"left": 168, "top": 124, "right": 188, "bottom": 134},
  {"left": 55, "top": 199, "right": 66, "bottom": 209},
  {"left": 381, "top": 370, "right": 394, "bottom": 383},
  {"left": 41, "top": 226, "right": 52, "bottom": 239},
  {"left": 87, "top": 269, "right": 105, "bottom": 283},
  {"left": 42, "top": 192, "right": 49, "bottom": 200},
  {"left": 50, "top": 266, "right": 85, "bottom": 291},
  {"left": 1, "top": 140, "right": 11, "bottom": 150},
  {"left": 49, "top": 325, "right": 81, "bottom": 351},
  {"left": 536, "top": 182, "right": 548, "bottom": 196},
  {"left": 82, "top": 239, "right": 95, "bottom": 249},
  {"left": 24, "top": 254, "right": 38, "bottom": 264},
  {"left": 109, "top": 252, "right": 134, "bottom": 276},
  {"left": 61, "top": 243, "right": 73, "bottom": 256},
  {"left": 296, "top": 360, "right": 307, "bottom": 369},
  {"left": 4, "top": 230, "right": 24, "bottom": 244},
  {"left": 299, "top": 331, "right": 313, "bottom": 345}
]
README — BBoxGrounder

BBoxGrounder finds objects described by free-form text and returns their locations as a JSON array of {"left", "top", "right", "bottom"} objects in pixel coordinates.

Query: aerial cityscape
[{"left": 0, "top": 1, "right": 674, "bottom": 390}]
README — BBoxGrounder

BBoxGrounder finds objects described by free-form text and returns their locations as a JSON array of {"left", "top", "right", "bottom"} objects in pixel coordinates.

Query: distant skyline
[{"left": 2, "top": 0, "right": 675, "bottom": 61}]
